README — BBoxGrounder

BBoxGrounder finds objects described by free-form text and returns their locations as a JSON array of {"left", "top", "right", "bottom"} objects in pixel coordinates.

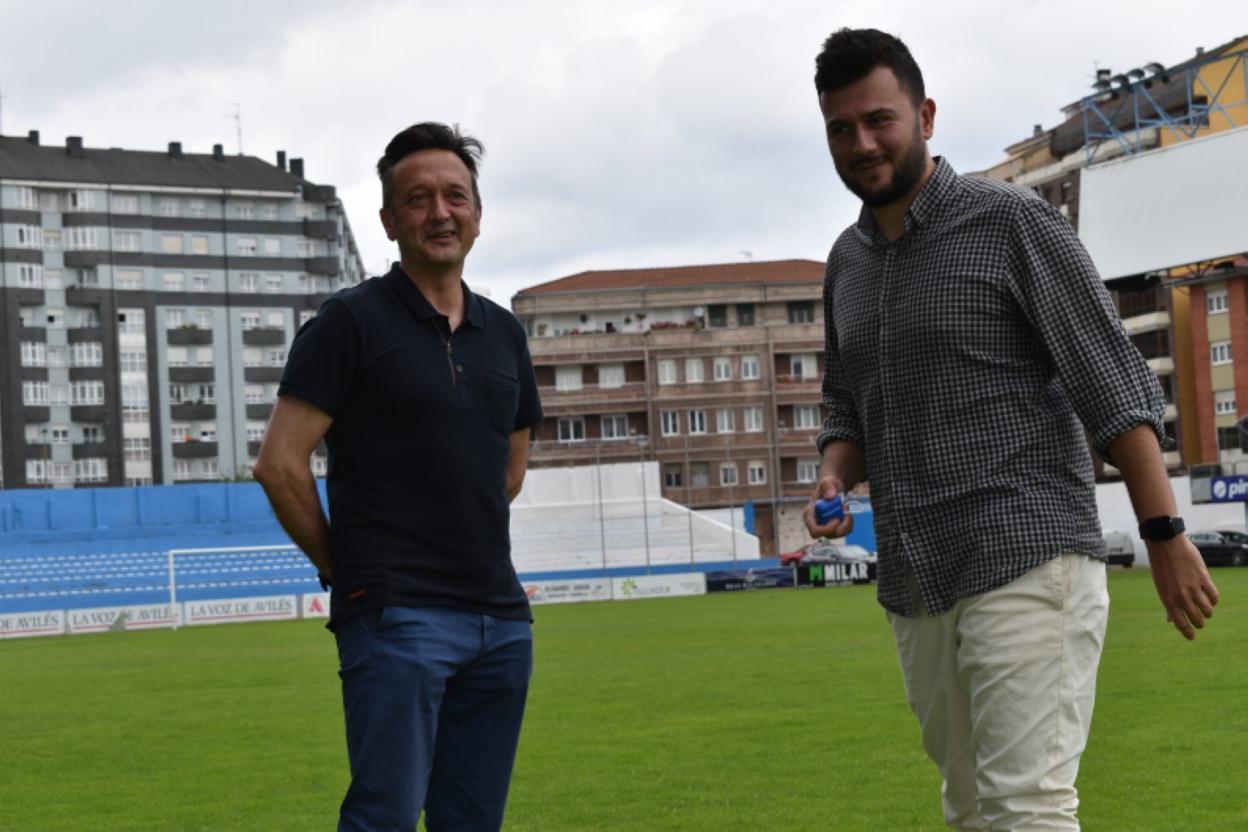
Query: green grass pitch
[{"left": 1, "top": 568, "right": 1243, "bottom": 831}]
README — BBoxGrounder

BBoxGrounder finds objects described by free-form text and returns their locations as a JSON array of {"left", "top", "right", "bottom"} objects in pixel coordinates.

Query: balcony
[
  {"left": 1147, "top": 356, "right": 1175, "bottom": 375},
  {"left": 303, "top": 219, "right": 338, "bottom": 239},
  {"left": 66, "top": 326, "right": 104, "bottom": 343},
  {"left": 1122, "top": 310, "right": 1171, "bottom": 336},
  {"left": 305, "top": 256, "right": 339, "bottom": 276},
  {"left": 538, "top": 382, "right": 649, "bottom": 410},
  {"left": 246, "top": 402, "right": 274, "bottom": 419},
  {"left": 70, "top": 405, "right": 108, "bottom": 422},
  {"left": 242, "top": 328, "right": 286, "bottom": 346},
  {"left": 170, "top": 401, "right": 216, "bottom": 421},
  {"left": 72, "top": 442, "right": 110, "bottom": 459},
  {"left": 167, "top": 327, "right": 213, "bottom": 346},
  {"left": 769, "top": 323, "right": 824, "bottom": 344},
  {"left": 168, "top": 366, "right": 215, "bottom": 383},
  {"left": 243, "top": 366, "right": 285, "bottom": 383},
  {"left": 172, "top": 440, "right": 219, "bottom": 459},
  {"left": 68, "top": 366, "right": 107, "bottom": 381}
]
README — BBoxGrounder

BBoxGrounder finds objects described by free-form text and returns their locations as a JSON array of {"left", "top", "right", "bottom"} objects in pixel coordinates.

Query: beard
[{"left": 837, "top": 125, "right": 929, "bottom": 209}]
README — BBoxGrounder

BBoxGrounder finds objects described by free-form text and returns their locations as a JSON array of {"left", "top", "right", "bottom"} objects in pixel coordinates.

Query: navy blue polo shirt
[{"left": 278, "top": 263, "right": 543, "bottom": 627}]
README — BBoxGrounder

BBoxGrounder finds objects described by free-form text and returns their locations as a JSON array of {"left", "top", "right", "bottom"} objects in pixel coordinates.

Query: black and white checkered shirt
[{"left": 817, "top": 158, "right": 1166, "bottom": 617}]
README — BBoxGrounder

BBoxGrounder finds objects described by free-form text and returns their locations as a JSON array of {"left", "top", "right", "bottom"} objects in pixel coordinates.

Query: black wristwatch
[{"left": 1138, "top": 515, "right": 1185, "bottom": 542}]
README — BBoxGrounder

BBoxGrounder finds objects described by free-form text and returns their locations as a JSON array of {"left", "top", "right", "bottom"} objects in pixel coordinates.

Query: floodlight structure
[{"left": 1080, "top": 46, "right": 1247, "bottom": 165}]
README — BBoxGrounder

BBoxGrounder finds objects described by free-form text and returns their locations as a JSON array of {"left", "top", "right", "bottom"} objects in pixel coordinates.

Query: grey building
[{"left": 0, "top": 131, "right": 366, "bottom": 488}]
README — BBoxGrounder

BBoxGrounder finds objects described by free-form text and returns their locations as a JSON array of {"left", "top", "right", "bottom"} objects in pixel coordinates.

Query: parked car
[
  {"left": 1101, "top": 531, "right": 1136, "bottom": 568},
  {"left": 1188, "top": 531, "right": 1248, "bottom": 567}
]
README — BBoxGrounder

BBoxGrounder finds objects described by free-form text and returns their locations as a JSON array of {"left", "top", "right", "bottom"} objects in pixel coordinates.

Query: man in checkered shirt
[{"left": 804, "top": 28, "right": 1219, "bottom": 831}]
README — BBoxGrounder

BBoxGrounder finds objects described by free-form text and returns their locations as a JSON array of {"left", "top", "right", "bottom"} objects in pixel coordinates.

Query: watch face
[{"left": 1141, "top": 516, "right": 1183, "bottom": 541}]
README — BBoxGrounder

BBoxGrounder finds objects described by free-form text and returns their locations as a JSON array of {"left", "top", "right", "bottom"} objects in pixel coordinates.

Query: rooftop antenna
[
  {"left": 231, "top": 102, "right": 243, "bottom": 155},
  {"left": 740, "top": 250, "right": 754, "bottom": 261}
]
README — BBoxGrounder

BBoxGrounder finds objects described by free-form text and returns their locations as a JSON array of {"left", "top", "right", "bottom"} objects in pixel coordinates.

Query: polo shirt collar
[
  {"left": 855, "top": 155, "right": 956, "bottom": 243},
  {"left": 383, "top": 262, "right": 485, "bottom": 328}
]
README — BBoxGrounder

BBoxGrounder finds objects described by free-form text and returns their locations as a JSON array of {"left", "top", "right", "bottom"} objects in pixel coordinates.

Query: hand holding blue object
[{"left": 814, "top": 495, "right": 844, "bottom": 525}]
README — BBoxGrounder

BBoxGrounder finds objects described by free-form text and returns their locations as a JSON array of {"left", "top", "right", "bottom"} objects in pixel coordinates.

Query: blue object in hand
[{"left": 815, "top": 495, "right": 844, "bottom": 525}]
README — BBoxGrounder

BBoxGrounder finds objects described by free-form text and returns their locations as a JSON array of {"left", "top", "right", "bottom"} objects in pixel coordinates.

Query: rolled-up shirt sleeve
[
  {"left": 817, "top": 255, "right": 866, "bottom": 454},
  {"left": 1007, "top": 196, "right": 1168, "bottom": 461}
]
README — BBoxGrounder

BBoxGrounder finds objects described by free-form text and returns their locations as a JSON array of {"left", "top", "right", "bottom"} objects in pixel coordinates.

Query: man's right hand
[{"left": 804, "top": 476, "right": 854, "bottom": 539}]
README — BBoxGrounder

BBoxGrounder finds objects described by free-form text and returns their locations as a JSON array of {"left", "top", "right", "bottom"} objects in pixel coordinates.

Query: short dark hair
[
  {"left": 377, "top": 122, "right": 484, "bottom": 211},
  {"left": 814, "top": 28, "right": 925, "bottom": 106}
]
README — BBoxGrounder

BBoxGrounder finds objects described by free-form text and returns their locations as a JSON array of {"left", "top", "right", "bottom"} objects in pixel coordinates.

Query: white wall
[{"left": 1096, "top": 475, "right": 1246, "bottom": 566}]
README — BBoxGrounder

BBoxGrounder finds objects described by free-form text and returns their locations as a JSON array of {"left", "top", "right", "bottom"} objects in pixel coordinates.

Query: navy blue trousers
[{"left": 334, "top": 606, "right": 533, "bottom": 831}]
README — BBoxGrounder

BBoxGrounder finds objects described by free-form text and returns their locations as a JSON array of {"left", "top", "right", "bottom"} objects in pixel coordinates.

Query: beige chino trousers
[{"left": 889, "top": 553, "right": 1109, "bottom": 831}]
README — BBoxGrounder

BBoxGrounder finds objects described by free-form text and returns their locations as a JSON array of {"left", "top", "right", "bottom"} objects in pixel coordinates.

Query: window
[
  {"left": 187, "top": 200, "right": 206, "bottom": 218},
  {"left": 1207, "top": 288, "right": 1229, "bottom": 315},
  {"left": 121, "top": 383, "right": 149, "bottom": 408},
  {"left": 120, "top": 350, "right": 147, "bottom": 372},
  {"left": 74, "top": 458, "right": 108, "bottom": 483},
  {"left": 72, "top": 267, "right": 98, "bottom": 287},
  {"left": 661, "top": 411, "right": 680, "bottom": 436},
  {"left": 663, "top": 463, "right": 683, "bottom": 488},
  {"left": 243, "top": 348, "right": 263, "bottom": 367},
  {"left": 794, "top": 405, "right": 821, "bottom": 429},
  {"left": 15, "top": 225, "right": 42, "bottom": 249},
  {"left": 299, "top": 310, "right": 316, "bottom": 326},
  {"left": 71, "top": 381, "right": 105, "bottom": 405},
  {"left": 158, "top": 198, "right": 179, "bottom": 217},
  {"left": 707, "top": 304, "right": 727, "bottom": 327},
  {"left": 239, "top": 273, "right": 259, "bottom": 293},
  {"left": 716, "top": 408, "right": 735, "bottom": 433},
  {"left": 199, "top": 423, "right": 218, "bottom": 442},
  {"left": 71, "top": 342, "right": 103, "bottom": 367},
  {"left": 118, "top": 308, "right": 146, "bottom": 334},
  {"left": 598, "top": 364, "right": 625, "bottom": 389},
  {"left": 266, "top": 310, "right": 284, "bottom": 328},
  {"left": 124, "top": 437, "right": 151, "bottom": 462},
  {"left": 685, "top": 358, "right": 704, "bottom": 384},
  {"left": 264, "top": 238, "right": 281, "bottom": 255},
  {"left": 166, "top": 308, "right": 187, "bottom": 328},
  {"left": 265, "top": 274, "right": 283, "bottom": 293},
  {"left": 26, "top": 460, "right": 49, "bottom": 484},
  {"left": 657, "top": 359, "right": 677, "bottom": 385},
  {"left": 116, "top": 269, "right": 144, "bottom": 290},
  {"left": 555, "top": 365, "right": 583, "bottom": 392},
  {"left": 259, "top": 202, "right": 279, "bottom": 220},
  {"left": 557, "top": 417, "right": 586, "bottom": 442},
  {"left": 46, "top": 346, "right": 66, "bottom": 367},
  {"left": 246, "top": 421, "right": 266, "bottom": 442},
  {"left": 1215, "top": 390, "right": 1237, "bottom": 416},
  {"left": 713, "top": 357, "right": 732, "bottom": 381},
  {"left": 748, "top": 461, "right": 767, "bottom": 485},
  {"left": 42, "top": 230, "right": 61, "bottom": 251},
  {"left": 736, "top": 304, "right": 755, "bottom": 326},
  {"left": 66, "top": 227, "right": 100, "bottom": 250},
  {"left": 18, "top": 263, "right": 43, "bottom": 287},
  {"left": 788, "top": 301, "right": 815, "bottom": 324},
  {"left": 195, "top": 309, "right": 213, "bottom": 329},
  {"left": 741, "top": 354, "right": 760, "bottom": 380},
  {"left": 720, "top": 463, "right": 738, "bottom": 486},
  {"left": 14, "top": 186, "right": 37, "bottom": 209},
  {"left": 245, "top": 384, "right": 265, "bottom": 403},
  {"left": 240, "top": 311, "right": 261, "bottom": 330},
  {"left": 46, "top": 308, "right": 64, "bottom": 328},
  {"left": 173, "top": 460, "right": 193, "bottom": 481},
  {"left": 1211, "top": 341, "right": 1232, "bottom": 366},
  {"left": 161, "top": 234, "right": 183, "bottom": 254},
  {"left": 791, "top": 353, "right": 818, "bottom": 380},
  {"left": 601, "top": 414, "right": 629, "bottom": 440},
  {"left": 167, "top": 347, "right": 189, "bottom": 367},
  {"left": 50, "top": 426, "right": 70, "bottom": 445},
  {"left": 744, "top": 406, "right": 764, "bottom": 432},
  {"left": 690, "top": 462, "right": 710, "bottom": 488},
  {"left": 190, "top": 235, "right": 209, "bottom": 255},
  {"left": 162, "top": 272, "right": 185, "bottom": 291},
  {"left": 235, "top": 202, "right": 255, "bottom": 219},
  {"left": 112, "top": 194, "right": 140, "bottom": 214},
  {"left": 1217, "top": 426, "right": 1241, "bottom": 451},
  {"left": 798, "top": 460, "right": 821, "bottom": 483},
  {"left": 20, "top": 342, "right": 47, "bottom": 367},
  {"left": 688, "top": 409, "right": 707, "bottom": 435},
  {"left": 237, "top": 237, "right": 258, "bottom": 256},
  {"left": 192, "top": 273, "right": 210, "bottom": 292},
  {"left": 267, "top": 348, "right": 286, "bottom": 366},
  {"left": 48, "top": 384, "right": 68, "bottom": 406},
  {"left": 198, "top": 384, "right": 216, "bottom": 404},
  {"left": 114, "top": 230, "right": 141, "bottom": 252},
  {"left": 169, "top": 384, "right": 190, "bottom": 405}
]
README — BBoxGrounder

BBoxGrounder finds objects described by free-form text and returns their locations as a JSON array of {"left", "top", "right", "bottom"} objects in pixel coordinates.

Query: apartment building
[
  {"left": 0, "top": 131, "right": 366, "bottom": 488},
  {"left": 512, "top": 259, "right": 829, "bottom": 555}
]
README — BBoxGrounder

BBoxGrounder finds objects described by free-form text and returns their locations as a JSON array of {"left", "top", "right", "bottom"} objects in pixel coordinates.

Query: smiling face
[
  {"left": 818, "top": 65, "right": 934, "bottom": 209},
  {"left": 379, "top": 149, "right": 481, "bottom": 274}
]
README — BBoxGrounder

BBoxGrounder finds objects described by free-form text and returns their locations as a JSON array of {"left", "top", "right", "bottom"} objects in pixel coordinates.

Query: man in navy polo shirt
[{"left": 254, "top": 122, "right": 543, "bottom": 831}]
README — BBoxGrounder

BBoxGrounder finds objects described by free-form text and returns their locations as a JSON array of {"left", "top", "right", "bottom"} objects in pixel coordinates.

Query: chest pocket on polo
[{"left": 486, "top": 369, "right": 520, "bottom": 436}]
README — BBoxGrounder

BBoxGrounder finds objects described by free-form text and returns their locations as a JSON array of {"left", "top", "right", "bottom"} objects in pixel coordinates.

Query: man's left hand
[{"left": 1146, "top": 537, "right": 1219, "bottom": 640}]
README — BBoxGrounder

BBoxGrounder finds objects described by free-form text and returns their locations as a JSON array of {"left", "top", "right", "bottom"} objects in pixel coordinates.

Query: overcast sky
[{"left": 1, "top": 1, "right": 1244, "bottom": 302}]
